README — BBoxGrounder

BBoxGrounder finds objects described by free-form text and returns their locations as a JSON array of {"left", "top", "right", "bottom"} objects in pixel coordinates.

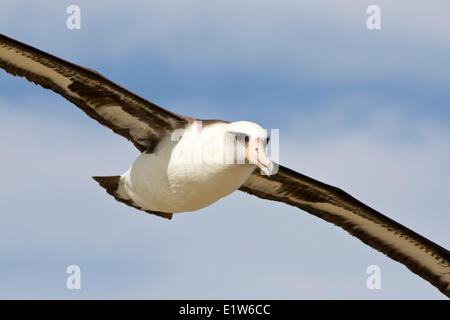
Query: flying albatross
[{"left": 0, "top": 33, "right": 449, "bottom": 297}]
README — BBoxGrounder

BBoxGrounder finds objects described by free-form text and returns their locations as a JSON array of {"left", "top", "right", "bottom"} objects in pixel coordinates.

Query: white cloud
[
  {"left": 0, "top": 95, "right": 448, "bottom": 299},
  {"left": 1, "top": 1, "right": 450, "bottom": 82},
  {"left": 282, "top": 104, "right": 450, "bottom": 246}
]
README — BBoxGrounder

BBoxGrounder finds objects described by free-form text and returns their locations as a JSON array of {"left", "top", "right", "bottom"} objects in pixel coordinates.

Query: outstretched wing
[
  {"left": 240, "top": 165, "right": 450, "bottom": 297},
  {"left": 0, "top": 33, "right": 191, "bottom": 152}
]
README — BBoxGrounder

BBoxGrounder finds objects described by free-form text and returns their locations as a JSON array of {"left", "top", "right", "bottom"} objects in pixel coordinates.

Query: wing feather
[
  {"left": 0, "top": 33, "right": 191, "bottom": 152},
  {"left": 240, "top": 165, "right": 450, "bottom": 297}
]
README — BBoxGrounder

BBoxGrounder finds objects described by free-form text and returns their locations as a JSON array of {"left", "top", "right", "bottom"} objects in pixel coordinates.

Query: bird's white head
[{"left": 224, "top": 121, "right": 275, "bottom": 176}]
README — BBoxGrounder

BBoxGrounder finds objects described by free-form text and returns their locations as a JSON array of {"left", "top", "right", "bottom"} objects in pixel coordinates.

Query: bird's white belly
[{"left": 122, "top": 152, "right": 255, "bottom": 213}]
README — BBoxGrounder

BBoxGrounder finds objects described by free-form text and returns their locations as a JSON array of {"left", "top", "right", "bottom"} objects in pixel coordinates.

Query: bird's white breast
[{"left": 121, "top": 122, "right": 256, "bottom": 213}]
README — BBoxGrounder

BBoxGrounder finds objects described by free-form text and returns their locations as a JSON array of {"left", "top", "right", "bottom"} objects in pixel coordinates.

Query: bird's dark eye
[{"left": 230, "top": 132, "right": 250, "bottom": 145}]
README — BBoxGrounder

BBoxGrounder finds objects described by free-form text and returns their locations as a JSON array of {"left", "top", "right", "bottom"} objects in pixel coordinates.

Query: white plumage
[{"left": 121, "top": 121, "right": 269, "bottom": 213}]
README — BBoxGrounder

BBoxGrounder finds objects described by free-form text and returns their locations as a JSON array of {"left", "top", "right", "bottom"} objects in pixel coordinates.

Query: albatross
[{"left": 0, "top": 34, "right": 449, "bottom": 297}]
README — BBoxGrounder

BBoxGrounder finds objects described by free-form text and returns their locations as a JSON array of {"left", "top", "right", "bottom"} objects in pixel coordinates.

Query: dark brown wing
[
  {"left": 240, "top": 165, "right": 450, "bottom": 297},
  {"left": 0, "top": 33, "right": 191, "bottom": 152}
]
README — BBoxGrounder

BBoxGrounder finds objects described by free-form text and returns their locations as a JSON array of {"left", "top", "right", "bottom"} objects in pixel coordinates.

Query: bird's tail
[
  {"left": 92, "top": 175, "right": 121, "bottom": 197},
  {"left": 92, "top": 175, "right": 173, "bottom": 220}
]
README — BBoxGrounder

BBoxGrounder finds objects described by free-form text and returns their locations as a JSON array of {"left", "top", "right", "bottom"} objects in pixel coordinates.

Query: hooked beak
[{"left": 246, "top": 138, "right": 275, "bottom": 176}]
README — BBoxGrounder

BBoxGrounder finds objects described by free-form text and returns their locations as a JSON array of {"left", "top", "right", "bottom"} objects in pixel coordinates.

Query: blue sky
[{"left": 0, "top": 1, "right": 449, "bottom": 299}]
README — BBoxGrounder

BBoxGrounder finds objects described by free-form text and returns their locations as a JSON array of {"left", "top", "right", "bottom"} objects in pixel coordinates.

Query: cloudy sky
[{"left": 0, "top": 1, "right": 449, "bottom": 299}]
